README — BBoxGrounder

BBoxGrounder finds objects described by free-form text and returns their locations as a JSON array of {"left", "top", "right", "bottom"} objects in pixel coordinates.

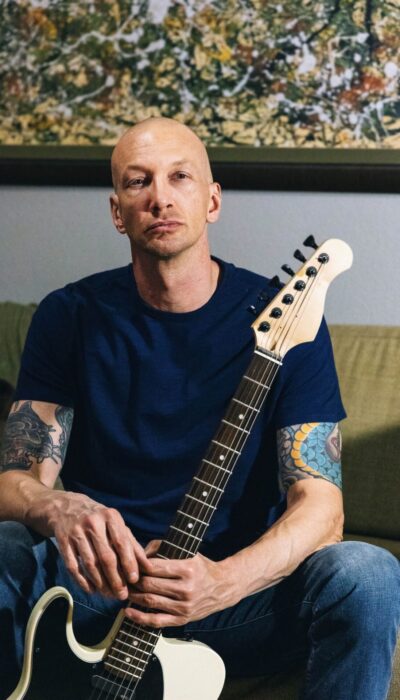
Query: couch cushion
[
  {"left": 343, "top": 533, "right": 400, "bottom": 559},
  {"left": 0, "top": 302, "right": 36, "bottom": 386},
  {"left": 330, "top": 325, "right": 400, "bottom": 541}
]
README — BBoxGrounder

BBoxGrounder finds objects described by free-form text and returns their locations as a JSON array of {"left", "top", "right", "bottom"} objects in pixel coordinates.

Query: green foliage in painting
[{"left": 0, "top": 0, "right": 398, "bottom": 146}]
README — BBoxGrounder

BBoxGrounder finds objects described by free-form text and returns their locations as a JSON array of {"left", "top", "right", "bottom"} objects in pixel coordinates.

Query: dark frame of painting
[{"left": 0, "top": 145, "right": 399, "bottom": 192}]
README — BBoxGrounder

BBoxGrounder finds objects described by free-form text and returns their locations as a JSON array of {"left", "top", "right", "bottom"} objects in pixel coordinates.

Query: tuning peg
[
  {"left": 293, "top": 249, "right": 306, "bottom": 263},
  {"left": 303, "top": 235, "right": 318, "bottom": 250},
  {"left": 270, "top": 275, "right": 282, "bottom": 288},
  {"left": 281, "top": 264, "right": 295, "bottom": 277},
  {"left": 247, "top": 305, "right": 258, "bottom": 316}
]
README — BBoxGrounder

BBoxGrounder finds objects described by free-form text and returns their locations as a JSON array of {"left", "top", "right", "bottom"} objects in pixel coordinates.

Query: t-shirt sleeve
[
  {"left": 14, "top": 289, "right": 75, "bottom": 407},
  {"left": 272, "top": 318, "right": 346, "bottom": 429}
]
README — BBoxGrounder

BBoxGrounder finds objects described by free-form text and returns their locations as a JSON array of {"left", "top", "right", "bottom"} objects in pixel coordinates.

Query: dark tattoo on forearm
[
  {"left": 277, "top": 422, "right": 342, "bottom": 493},
  {"left": 55, "top": 405, "right": 73, "bottom": 463},
  {"left": 0, "top": 401, "right": 73, "bottom": 473}
]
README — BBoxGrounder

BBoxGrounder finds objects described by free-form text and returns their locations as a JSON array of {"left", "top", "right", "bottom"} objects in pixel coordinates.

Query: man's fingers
[
  {"left": 89, "top": 531, "right": 128, "bottom": 599},
  {"left": 144, "top": 539, "right": 162, "bottom": 557},
  {"left": 106, "top": 517, "right": 147, "bottom": 584},
  {"left": 131, "top": 574, "right": 181, "bottom": 599},
  {"left": 61, "top": 540, "right": 96, "bottom": 594}
]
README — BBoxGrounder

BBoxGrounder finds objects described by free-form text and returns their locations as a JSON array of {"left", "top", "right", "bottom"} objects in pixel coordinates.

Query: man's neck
[{"left": 131, "top": 246, "right": 220, "bottom": 313}]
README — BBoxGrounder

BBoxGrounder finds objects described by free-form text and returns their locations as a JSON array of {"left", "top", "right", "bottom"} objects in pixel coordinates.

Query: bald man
[{"left": 0, "top": 118, "right": 399, "bottom": 700}]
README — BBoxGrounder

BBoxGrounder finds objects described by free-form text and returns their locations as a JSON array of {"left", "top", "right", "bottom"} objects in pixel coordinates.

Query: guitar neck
[
  {"left": 101, "top": 348, "right": 283, "bottom": 688},
  {"left": 157, "top": 348, "right": 282, "bottom": 560}
]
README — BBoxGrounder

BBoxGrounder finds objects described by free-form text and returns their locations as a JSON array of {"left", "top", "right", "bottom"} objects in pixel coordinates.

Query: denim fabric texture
[{"left": 0, "top": 522, "right": 399, "bottom": 700}]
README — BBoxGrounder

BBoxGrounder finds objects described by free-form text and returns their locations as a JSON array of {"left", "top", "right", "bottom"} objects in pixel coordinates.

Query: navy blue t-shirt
[{"left": 15, "top": 259, "right": 345, "bottom": 559}]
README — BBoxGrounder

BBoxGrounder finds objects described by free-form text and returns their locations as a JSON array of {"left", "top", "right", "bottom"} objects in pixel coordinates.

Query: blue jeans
[{"left": 0, "top": 521, "right": 399, "bottom": 700}]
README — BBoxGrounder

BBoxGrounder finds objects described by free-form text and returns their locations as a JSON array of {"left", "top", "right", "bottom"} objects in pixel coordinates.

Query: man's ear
[
  {"left": 110, "top": 193, "right": 127, "bottom": 234},
  {"left": 206, "top": 182, "right": 222, "bottom": 224}
]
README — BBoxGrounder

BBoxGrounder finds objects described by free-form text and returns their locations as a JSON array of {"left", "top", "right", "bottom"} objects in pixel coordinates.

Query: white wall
[{"left": 0, "top": 186, "right": 399, "bottom": 325}]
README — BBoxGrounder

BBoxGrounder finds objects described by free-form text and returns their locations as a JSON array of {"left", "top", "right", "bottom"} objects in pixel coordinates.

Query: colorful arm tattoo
[
  {"left": 277, "top": 422, "right": 342, "bottom": 493},
  {"left": 0, "top": 400, "right": 73, "bottom": 473}
]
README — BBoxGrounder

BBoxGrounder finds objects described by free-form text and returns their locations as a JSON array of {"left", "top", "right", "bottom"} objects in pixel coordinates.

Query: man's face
[{"left": 110, "top": 122, "right": 221, "bottom": 260}]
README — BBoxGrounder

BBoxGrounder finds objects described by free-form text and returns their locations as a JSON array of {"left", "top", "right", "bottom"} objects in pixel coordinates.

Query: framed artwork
[{"left": 0, "top": 0, "right": 399, "bottom": 191}]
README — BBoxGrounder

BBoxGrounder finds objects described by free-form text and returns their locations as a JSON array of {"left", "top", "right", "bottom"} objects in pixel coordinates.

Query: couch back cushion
[
  {"left": 330, "top": 325, "right": 400, "bottom": 540},
  {"left": 0, "top": 302, "right": 37, "bottom": 386}
]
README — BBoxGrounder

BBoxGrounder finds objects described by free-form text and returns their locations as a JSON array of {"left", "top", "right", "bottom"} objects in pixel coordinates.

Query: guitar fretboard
[
  {"left": 158, "top": 350, "right": 282, "bottom": 559},
  {"left": 100, "top": 348, "right": 282, "bottom": 693}
]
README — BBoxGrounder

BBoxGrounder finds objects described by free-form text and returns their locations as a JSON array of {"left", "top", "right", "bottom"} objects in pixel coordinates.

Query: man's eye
[
  {"left": 128, "top": 178, "right": 146, "bottom": 187},
  {"left": 173, "top": 172, "right": 189, "bottom": 180}
]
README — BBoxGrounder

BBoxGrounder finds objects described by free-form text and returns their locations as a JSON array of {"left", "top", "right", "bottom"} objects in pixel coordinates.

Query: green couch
[{"left": 0, "top": 302, "right": 399, "bottom": 699}]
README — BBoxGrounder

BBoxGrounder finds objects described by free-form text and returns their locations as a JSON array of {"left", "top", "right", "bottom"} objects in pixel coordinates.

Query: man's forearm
[
  {"left": 220, "top": 479, "right": 344, "bottom": 605},
  {"left": 0, "top": 470, "right": 74, "bottom": 536}
]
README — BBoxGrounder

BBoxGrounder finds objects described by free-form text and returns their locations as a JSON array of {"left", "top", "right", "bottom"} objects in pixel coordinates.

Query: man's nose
[{"left": 148, "top": 177, "right": 173, "bottom": 213}]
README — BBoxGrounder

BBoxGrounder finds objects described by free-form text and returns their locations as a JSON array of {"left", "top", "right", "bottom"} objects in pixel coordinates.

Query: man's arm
[
  {"left": 0, "top": 400, "right": 146, "bottom": 598},
  {"left": 125, "top": 421, "right": 344, "bottom": 627}
]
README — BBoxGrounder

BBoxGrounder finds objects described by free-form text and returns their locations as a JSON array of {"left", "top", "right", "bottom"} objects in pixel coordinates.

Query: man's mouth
[{"left": 145, "top": 220, "right": 183, "bottom": 233}]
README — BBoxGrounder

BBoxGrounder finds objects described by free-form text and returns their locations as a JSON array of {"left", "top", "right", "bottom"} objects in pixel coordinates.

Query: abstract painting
[{"left": 1, "top": 0, "right": 399, "bottom": 149}]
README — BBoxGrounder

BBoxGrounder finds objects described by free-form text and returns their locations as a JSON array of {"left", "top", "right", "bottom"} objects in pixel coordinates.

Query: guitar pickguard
[{"left": 9, "top": 587, "right": 225, "bottom": 700}]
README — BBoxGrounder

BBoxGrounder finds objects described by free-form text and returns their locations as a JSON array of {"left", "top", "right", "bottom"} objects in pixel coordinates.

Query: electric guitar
[{"left": 8, "top": 237, "right": 353, "bottom": 700}]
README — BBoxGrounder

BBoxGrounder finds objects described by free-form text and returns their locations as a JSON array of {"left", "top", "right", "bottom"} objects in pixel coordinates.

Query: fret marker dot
[
  {"left": 219, "top": 455, "right": 225, "bottom": 461},
  {"left": 202, "top": 491, "right": 208, "bottom": 497},
  {"left": 133, "top": 641, "right": 138, "bottom": 646},
  {"left": 238, "top": 414, "right": 244, "bottom": 420},
  {"left": 187, "top": 523, "right": 193, "bottom": 529},
  {"left": 125, "top": 656, "right": 131, "bottom": 662}
]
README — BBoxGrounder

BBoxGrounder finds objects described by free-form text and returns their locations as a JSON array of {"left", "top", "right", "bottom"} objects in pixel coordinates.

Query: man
[{"left": 0, "top": 117, "right": 399, "bottom": 699}]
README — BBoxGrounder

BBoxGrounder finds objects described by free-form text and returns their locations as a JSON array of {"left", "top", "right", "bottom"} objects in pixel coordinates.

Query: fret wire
[
  {"left": 221, "top": 418, "right": 250, "bottom": 433},
  {"left": 212, "top": 440, "right": 240, "bottom": 454},
  {"left": 104, "top": 661, "right": 140, "bottom": 678},
  {"left": 107, "top": 651, "right": 147, "bottom": 667},
  {"left": 113, "top": 639, "right": 152, "bottom": 656},
  {"left": 177, "top": 509, "right": 208, "bottom": 526},
  {"left": 119, "top": 627, "right": 160, "bottom": 642},
  {"left": 193, "top": 476, "right": 224, "bottom": 492},
  {"left": 233, "top": 398, "right": 260, "bottom": 411},
  {"left": 170, "top": 524, "right": 202, "bottom": 540},
  {"left": 202, "top": 459, "right": 232, "bottom": 474},
  {"left": 111, "top": 639, "right": 151, "bottom": 658},
  {"left": 173, "top": 520, "right": 205, "bottom": 541},
  {"left": 199, "top": 468, "right": 231, "bottom": 490},
  {"left": 163, "top": 540, "right": 195, "bottom": 554},
  {"left": 254, "top": 349, "right": 282, "bottom": 364},
  {"left": 243, "top": 374, "right": 271, "bottom": 389},
  {"left": 185, "top": 493, "right": 217, "bottom": 508}
]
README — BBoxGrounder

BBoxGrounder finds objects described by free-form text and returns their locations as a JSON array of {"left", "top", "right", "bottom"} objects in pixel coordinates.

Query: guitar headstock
[{"left": 252, "top": 237, "right": 353, "bottom": 358}]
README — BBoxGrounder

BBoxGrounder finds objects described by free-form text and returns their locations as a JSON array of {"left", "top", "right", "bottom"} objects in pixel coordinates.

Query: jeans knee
[
  {"left": 314, "top": 541, "right": 400, "bottom": 635},
  {"left": 0, "top": 521, "right": 40, "bottom": 585}
]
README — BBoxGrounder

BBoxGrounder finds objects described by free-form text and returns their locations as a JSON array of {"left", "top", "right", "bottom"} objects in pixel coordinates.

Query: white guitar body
[{"left": 8, "top": 586, "right": 226, "bottom": 700}]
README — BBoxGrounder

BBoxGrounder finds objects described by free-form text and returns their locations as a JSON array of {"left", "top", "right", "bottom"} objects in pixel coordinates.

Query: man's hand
[
  {"left": 125, "top": 540, "right": 236, "bottom": 627},
  {"left": 53, "top": 493, "right": 147, "bottom": 599}
]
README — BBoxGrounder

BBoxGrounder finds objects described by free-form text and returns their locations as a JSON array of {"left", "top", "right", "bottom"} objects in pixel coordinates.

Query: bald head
[{"left": 111, "top": 117, "right": 213, "bottom": 191}]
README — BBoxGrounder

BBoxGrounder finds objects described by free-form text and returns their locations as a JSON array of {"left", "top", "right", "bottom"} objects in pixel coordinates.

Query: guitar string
[
  {"left": 111, "top": 358, "right": 280, "bottom": 700},
  {"left": 111, "top": 359, "right": 278, "bottom": 700},
  {"left": 155, "top": 355, "right": 280, "bottom": 557},
  {"left": 114, "top": 354, "right": 282, "bottom": 700},
  {"left": 273, "top": 265, "right": 321, "bottom": 358},
  {"left": 89, "top": 266, "right": 322, "bottom": 700}
]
